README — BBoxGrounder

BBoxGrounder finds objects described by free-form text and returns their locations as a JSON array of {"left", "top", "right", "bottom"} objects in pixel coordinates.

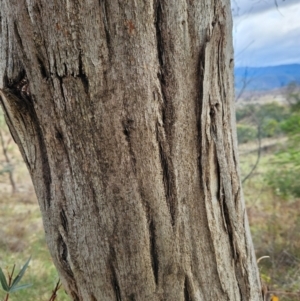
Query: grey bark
[{"left": 0, "top": 0, "right": 262, "bottom": 300}]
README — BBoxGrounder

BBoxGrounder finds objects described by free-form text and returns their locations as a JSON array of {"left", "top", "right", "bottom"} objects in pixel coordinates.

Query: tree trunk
[{"left": 0, "top": 0, "right": 262, "bottom": 300}]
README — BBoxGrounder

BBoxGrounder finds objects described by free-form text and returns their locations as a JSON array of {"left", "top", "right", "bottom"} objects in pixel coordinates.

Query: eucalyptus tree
[{"left": 0, "top": 0, "right": 262, "bottom": 300}]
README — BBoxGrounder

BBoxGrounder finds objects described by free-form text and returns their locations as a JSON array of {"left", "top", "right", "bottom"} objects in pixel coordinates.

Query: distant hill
[{"left": 234, "top": 64, "right": 300, "bottom": 92}]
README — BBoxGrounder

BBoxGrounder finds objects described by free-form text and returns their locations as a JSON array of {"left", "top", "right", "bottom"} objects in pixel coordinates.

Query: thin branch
[
  {"left": 235, "top": 67, "right": 253, "bottom": 102},
  {"left": 48, "top": 280, "right": 62, "bottom": 301},
  {"left": 242, "top": 124, "right": 262, "bottom": 184}
]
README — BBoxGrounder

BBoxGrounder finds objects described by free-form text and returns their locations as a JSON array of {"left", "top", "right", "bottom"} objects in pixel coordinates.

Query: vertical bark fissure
[
  {"left": 58, "top": 234, "right": 68, "bottom": 263},
  {"left": 99, "top": 0, "right": 111, "bottom": 57},
  {"left": 53, "top": 125, "right": 76, "bottom": 188},
  {"left": 60, "top": 208, "right": 69, "bottom": 233},
  {"left": 154, "top": 1, "right": 171, "bottom": 131},
  {"left": 110, "top": 262, "right": 122, "bottom": 301},
  {"left": 57, "top": 234, "right": 73, "bottom": 279},
  {"left": 31, "top": 2, "right": 52, "bottom": 77},
  {"left": 154, "top": 3, "right": 178, "bottom": 228},
  {"left": 56, "top": 75, "right": 66, "bottom": 108},
  {"left": 13, "top": 22, "right": 24, "bottom": 54},
  {"left": 154, "top": 0, "right": 163, "bottom": 67},
  {"left": 77, "top": 51, "right": 89, "bottom": 94},
  {"left": 235, "top": 263, "right": 249, "bottom": 301},
  {"left": 156, "top": 122, "right": 176, "bottom": 226},
  {"left": 39, "top": 139, "right": 52, "bottom": 208},
  {"left": 148, "top": 218, "right": 159, "bottom": 285},
  {"left": 53, "top": 55, "right": 67, "bottom": 109},
  {"left": 57, "top": 233, "right": 80, "bottom": 301},
  {"left": 122, "top": 119, "right": 137, "bottom": 175},
  {"left": 158, "top": 138, "right": 176, "bottom": 226},
  {"left": 183, "top": 276, "right": 192, "bottom": 301},
  {"left": 36, "top": 56, "right": 49, "bottom": 79}
]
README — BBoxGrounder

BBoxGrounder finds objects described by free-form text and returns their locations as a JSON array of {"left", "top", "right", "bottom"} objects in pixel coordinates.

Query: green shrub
[
  {"left": 280, "top": 114, "right": 300, "bottom": 137},
  {"left": 256, "top": 102, "right": 289, "bottom": 123},
  {"left": 236, "top": 102, "right": 289, "bottom": 141},
  {"left": 265, "top": 94, "right": 300, "bottom": 198},
  {"left": 261, "top": 119, "right": 280, "bottom": 138},
  {"left": 266, "top": 168, "right": 300, "bottom": 198},
  {"left": 236, "top": 105, "right": 255, "bottom": 122},
  {"left": 237, "top": 124, "right": 257, "bottom": 144}
]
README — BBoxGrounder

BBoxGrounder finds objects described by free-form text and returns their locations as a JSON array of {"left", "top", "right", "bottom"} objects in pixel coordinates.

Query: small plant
[{"left": 0, "top": 257, "right": 32, "bottom": 301}]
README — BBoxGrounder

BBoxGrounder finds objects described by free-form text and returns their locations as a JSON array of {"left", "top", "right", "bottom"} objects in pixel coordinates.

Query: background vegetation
[{"left": 237, "top": 83, "right": 300, "bottom": 301}]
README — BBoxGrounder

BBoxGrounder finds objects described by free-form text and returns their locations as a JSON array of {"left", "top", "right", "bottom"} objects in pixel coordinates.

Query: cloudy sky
[{"left": 232, "top": 0, "right": 300, "bottom": 67}]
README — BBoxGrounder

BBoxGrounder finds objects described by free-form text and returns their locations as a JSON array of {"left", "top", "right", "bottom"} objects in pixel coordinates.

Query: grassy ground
[
  {"left": 0, "top": 190, "right": 71, "bottom": 301},
  {"left": 240, "top": 143, "right": 300, "bottom": 301}
]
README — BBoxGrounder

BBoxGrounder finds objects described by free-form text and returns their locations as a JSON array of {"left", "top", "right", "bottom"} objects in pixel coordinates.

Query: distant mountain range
[{"left": 234, "top": 64, "right": 300, "bottom": 92}]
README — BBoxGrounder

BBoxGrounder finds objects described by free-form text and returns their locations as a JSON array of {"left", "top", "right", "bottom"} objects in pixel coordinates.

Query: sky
[{"left": 232, "top": 0, "right": 300, "bottom": 67}]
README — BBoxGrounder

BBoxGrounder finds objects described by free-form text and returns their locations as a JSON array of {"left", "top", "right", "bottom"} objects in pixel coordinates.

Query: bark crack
[
  {"left": 108, "top": 245, "right": 122, "bottom": 301},
  {"left": 37, "top": 56, "right": 49, "bottom": 79},
  {"left": 60, "top": 208, "right": 69, "bottom": 233},
  {"left": 57, "top": 233, "right": 71, "bottom": 276},
  {"left": 110, "top": 263, "right": 122, "bottom": 301},
  {"left": 155, "top": 1, "right": 164, "bottom": 72},
  {"left": 99, "top": 0, "right": 111, "bottom": 59},
  {"left": 154, "top": 1, "right": 172, "bottom": 132},
  {"left": 13, "top": 21, "right": 24, "bottom": 52},
  {"left": 57, "top": 233, "right": 80, "bottom": 300},
  {"left": 184, "top": 276, "right": 192, "bottom": 301},
  {"left": 53, "top": 55, "right": 67, "bottom": 105},
  {"left": 148, "top": 218, "right": 159, "bottom": 285},
  {"left": 78, "top": 51, "right": 89, "bottom": 94},
  {"left": 122, "top": 119, "right": 137, "bottom": 175},
  {"left": 156, "top": 122, "right": 177, "bottom": 226}
]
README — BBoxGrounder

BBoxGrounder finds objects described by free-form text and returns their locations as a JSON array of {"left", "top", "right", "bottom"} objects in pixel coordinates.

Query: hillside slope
[{"left": 235, "top": 64, "right": 300, "bottom": 91}]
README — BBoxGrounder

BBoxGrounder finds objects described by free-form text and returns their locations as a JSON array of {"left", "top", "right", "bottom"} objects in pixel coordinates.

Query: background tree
[{"left": 0, "top": 0, "right": 262, "bottom": 300}]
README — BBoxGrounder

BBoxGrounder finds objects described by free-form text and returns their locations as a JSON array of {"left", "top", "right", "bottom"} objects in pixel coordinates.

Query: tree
[{"left": 0, "top": 0, "right": 262, "bottom": 300}]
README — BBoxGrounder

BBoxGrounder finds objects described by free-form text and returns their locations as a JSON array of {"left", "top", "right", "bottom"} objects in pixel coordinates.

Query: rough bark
[{"left": 0, "top": 0, "right": 262, "bottom": 300}]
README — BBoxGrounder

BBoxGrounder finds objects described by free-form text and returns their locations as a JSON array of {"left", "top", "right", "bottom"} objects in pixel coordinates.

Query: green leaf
[
  {"left": 10, "top": 257, "right": 31, "bottom": 289},
  {"left": 9, "top": 283, "right": 32, "bottom": 293},
  {"left": 0, "top": 267, "right": 9, "bottom": 292}
]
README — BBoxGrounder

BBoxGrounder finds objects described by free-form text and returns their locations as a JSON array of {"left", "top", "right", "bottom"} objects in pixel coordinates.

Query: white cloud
[{"left": 232, "top": 0, "right": 300, "bottom": 67}]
